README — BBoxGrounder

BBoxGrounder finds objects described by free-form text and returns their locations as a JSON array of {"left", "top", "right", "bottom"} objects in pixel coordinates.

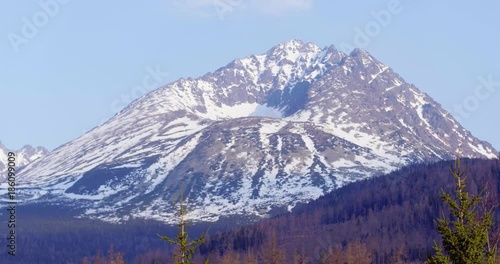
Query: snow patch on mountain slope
[
  {"left": 145, "top": 133, "right": 203, "bottom": 194},
  {"left": 259, "top": 120, "right": 287, "bottom": 150},
  {"left": 12, "top": 40, "right": 499, "bottom": 224}
]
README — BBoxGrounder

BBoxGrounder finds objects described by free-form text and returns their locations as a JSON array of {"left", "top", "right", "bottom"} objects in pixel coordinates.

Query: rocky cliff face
[{"left": 15, "top": 40, "right": 497, "bottom": 223}]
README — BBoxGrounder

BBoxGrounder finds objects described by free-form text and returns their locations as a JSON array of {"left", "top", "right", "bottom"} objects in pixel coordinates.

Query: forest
[
  {"left": 2, "top": 158, "right": 499, "bottom": 263},
  {"left": 198, "top": 158, "right": 500, "bottom": 263}
]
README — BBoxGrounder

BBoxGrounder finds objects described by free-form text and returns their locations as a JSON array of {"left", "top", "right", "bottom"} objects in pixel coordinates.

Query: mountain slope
[
  {"left": 202, "top": 158, "right": 500, "bottom": 263},
  {"left": 15, "top": 40, "right": 497, "bottom": 223}
]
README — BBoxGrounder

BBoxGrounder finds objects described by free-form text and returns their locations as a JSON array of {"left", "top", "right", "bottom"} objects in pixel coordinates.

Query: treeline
[
  {"left": 198, "top": 158, "right": 500, "bottom": 263},
  {"left": 0, "top": 205, "right": 221, "bottom": 264},
  {"left": 4, "top": 158, "right": 500, "bottom": 263}
]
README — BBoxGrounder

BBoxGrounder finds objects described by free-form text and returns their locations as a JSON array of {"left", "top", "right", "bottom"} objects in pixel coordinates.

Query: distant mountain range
[
  {"left": 0, "top": 141, "right": 48, "bottom": 181},
  {"left": 14, "top": 40, "right": 498, "bottom": 224}
]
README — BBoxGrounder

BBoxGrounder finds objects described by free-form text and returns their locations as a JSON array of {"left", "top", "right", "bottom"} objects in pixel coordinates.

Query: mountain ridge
[
  {"left": 13, "top": 40, "right": 497, "bottom": 223},
  {"left": 0, "top": 141, "right": 48, "bottom": 181}
]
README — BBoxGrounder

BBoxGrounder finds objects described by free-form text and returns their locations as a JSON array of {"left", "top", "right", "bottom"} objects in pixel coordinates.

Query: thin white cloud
[
  {"left": 172, "top": 0, "right": 218, "bottom": 17},
  {"left": 250, "top": 0, "right": 313, "bottom": 15},
  {"left": 174, "top": 0, "right": 216, "bottom": 10},
  {"left": 172, "top": 0, "right": 313, "bottom": 19}
]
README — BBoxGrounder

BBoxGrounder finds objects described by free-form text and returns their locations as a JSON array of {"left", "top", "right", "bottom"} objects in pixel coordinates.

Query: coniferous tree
[
  {"left": 389, "top": 247, "right": 405, "bottom": 264},
  {"left": 158, "top": 183, "right": 209, "bottom": 264},
  {"left": 428, "top": 157, "right": 498, "bottom": 264},
  {"left": 327, "top": 245, "right": 344, "bottom": 264},
  {"left": 95, "top": 249, "right": 106, "bottom": 264},
  {"left": 221, "top": 249, "right": 240, "bottom": 264},
  {"left": 293, "top": 248, "right": 307, "bottom": 264},
  {"left": 345, "top": 239, "right": 371, "bottom": 264},
  {"left": 107, "top": 244, "right": 125, "bottom": 264},
  {"left": 242, "top": 250, "right": 258, "bottom": 264},
  {"left": 261, "top": 230, "right": 285, "bottom": 264}
]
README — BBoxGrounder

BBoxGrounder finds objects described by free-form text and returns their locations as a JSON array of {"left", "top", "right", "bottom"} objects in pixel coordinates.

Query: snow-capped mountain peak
[
  {"left": 13, "top": 40, "right": 498, "bottom": 224},
  {"left": 0, "top": 142, "right": 48, "bottom": 181}
]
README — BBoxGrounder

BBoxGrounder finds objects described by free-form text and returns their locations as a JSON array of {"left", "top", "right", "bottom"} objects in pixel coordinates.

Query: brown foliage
[{"left": 203, "top": 159, "right": 500, "bottom": 263}]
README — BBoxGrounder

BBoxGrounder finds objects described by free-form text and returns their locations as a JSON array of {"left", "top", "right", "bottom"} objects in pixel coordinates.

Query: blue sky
[{"left": 0, "top": 0, "right": 499, "bottom": 151}]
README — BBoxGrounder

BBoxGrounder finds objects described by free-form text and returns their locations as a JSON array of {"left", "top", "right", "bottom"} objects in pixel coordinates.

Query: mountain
[
  {"left": 15, "top": 40, "right": 497, "bottom": 224},
  {"left": 4, "top": 159, "right": 499, "bottom": 264},
  {"left": 201, "top": 158, "right": 500, "bottom": 263},
  {"left": 0, "top": 141, "right": 48, "bottom": 182}
]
